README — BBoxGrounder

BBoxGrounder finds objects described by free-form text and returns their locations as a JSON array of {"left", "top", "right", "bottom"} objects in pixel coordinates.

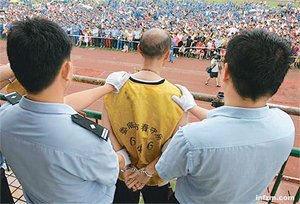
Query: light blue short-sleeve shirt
[
  {"left": 156, "top": 106, "right": 294, "bottom": 203},
  {"left": 0, "top": 97, "right": 119, "bottom": 203}
]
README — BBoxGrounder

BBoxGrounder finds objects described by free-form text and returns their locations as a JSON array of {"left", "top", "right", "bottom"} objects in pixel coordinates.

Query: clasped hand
[{"left": 122, "top": 166, "right": 151, "bottom": 191}]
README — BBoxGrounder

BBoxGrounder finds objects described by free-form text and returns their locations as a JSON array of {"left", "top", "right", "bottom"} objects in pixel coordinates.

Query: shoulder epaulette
[
  {"left": 71, "top": 114, "right": 109, "bottom": 141},
  {"left": 4, "top": 92, "right": 22, "bottom": 105}
]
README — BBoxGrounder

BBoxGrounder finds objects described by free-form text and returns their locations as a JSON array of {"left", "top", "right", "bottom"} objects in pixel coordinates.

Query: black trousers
[
  {"left": 174, "top": 47, "right": 179, "bottom": 55},
  {"left": 0, "top": 168, "right": 14, "bottom": 203},
  {"left": 113, "top": 179, "right": 171, "bottom": 203}
]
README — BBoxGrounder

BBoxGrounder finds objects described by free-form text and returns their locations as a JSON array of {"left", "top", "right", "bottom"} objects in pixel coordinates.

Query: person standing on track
[
  {"left": 169, "top": 37, "right": 175, "bottom": 63},
  {"left": 205, "top": 54, "right": 221, "bottom": 87}
]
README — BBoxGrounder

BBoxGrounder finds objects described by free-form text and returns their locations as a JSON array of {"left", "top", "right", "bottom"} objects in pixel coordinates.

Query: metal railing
[
  {"left": 81, "top": 109, "right": 102, "bottom": 123},
  {"left": 68, "top": 34, "right": 227, "bottom": 50},
  {"left": 72, "top": 75, "right": 300, "bottom": 116},
  {"left": 268, "top": 147, "right": 300, "bottom": 204}
]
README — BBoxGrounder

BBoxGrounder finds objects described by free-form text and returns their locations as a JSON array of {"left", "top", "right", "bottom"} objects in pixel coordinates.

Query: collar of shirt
[
  {"left": 19, "top": 96, "right": 77, "bottom": 115},
  {"left": 207, "top": 105, "right": 269, "bottom": 119}
]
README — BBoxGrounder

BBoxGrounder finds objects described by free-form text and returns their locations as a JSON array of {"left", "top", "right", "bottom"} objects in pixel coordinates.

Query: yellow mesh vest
[
  {"left": 6, "top": 79, "right": 27, "bottom": 96},
  {"left": 104, "top": 78, "right": 183, "bottom": 186}
]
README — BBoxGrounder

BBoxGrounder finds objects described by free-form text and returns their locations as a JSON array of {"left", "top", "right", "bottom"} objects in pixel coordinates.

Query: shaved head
[{"left": 139, "top": 28, "right": 171, "bottom": 58}]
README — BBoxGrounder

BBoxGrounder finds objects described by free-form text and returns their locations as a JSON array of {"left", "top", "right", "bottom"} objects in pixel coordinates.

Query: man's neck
[
  {"left": 142, "top": 58, "right": 163, "bottom": 76},
  {"left": 27, "top": 87, "right": 65, "bottom": 104},
  {"left": 132, "top": 58, "right": 164, "bottom": 81},
  {"left": 224, "top": 95, "right": 268, "bottom": 109},
  {"left": 223, "top": 82, "right": 269, "bottom": 108}
]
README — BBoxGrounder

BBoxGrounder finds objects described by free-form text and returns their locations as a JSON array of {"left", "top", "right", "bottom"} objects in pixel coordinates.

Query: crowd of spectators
[{"left": 0, "top": 0, "right": 299, "bottom": 63}]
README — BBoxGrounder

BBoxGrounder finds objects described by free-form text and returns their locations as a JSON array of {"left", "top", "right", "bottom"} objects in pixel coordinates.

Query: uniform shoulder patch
[
  {"left": 71, "top": 114, "right": 109, "bottom": 141},
  {"left": 4, "top": 92, "right": 22, "bottom": 105}
]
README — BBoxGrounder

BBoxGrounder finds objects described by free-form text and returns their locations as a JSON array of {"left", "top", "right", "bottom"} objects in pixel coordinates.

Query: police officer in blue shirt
[
  {"left": 0, "top": 17, "right": 131, "bottom": 203},
  {"left": 157, "top": 29, "right": 295, "bottom": 203}
]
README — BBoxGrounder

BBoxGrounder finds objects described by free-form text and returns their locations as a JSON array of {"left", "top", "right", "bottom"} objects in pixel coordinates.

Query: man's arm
[
  {"left": 82, "top": 140, "right": 120, "bottom": 186},
  {"left": 155, "top": 128, "right": 191, "bottom": 181},
  {"left": 101, "top": 104, "right": 123, "bottom": 151},
  {"left": 172, "top": 84, "right": 208, "bottom": 120},
  {"left": 64, "top": 84, "right": 114, "bottom": 112},
  {"left": 65, "top": 71, "right": 130, "bottom": 112},
  {"left": 102, "top": 104, "right": 130, "bottom": 170},
  {"left": 188, "top": 106, "right": 208, "bottom": 121}
]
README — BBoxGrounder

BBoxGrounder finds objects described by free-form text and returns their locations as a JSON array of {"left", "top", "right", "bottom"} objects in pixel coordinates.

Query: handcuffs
[{"left": 120, "top": 166, "right": 153, "bottom": 178}]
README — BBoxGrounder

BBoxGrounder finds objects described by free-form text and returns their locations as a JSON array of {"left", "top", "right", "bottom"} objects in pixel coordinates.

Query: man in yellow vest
[{"left": 103, "top": 28, "right": 188, "bottom": 203}]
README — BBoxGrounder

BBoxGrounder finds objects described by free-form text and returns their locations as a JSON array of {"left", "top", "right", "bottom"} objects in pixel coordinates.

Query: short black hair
[
  {"left": 139, "top": 28, "right": 171, "bottom": 58},
  {"left": 225, "top": 29, "right": 292, "bottom": 100},
  {"left": 7, "top": 17, "right": 72, "bottom": 94}
]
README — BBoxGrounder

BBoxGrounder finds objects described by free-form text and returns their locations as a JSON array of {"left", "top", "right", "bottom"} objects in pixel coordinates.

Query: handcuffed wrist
[
  {"left": 140, "top": 169, "right": 153, "bottom": 178},
  {"left": 121, "top": 166, "right": 153, "bottom": 178}
]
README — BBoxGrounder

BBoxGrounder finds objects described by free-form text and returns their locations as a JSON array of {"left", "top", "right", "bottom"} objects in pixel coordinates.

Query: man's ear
[
  {"left": 223, "top": 63, "right": 230, "bottom": 82},
  {"left": 61, "top": 60, "right": 72, "bottom": 82}
]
